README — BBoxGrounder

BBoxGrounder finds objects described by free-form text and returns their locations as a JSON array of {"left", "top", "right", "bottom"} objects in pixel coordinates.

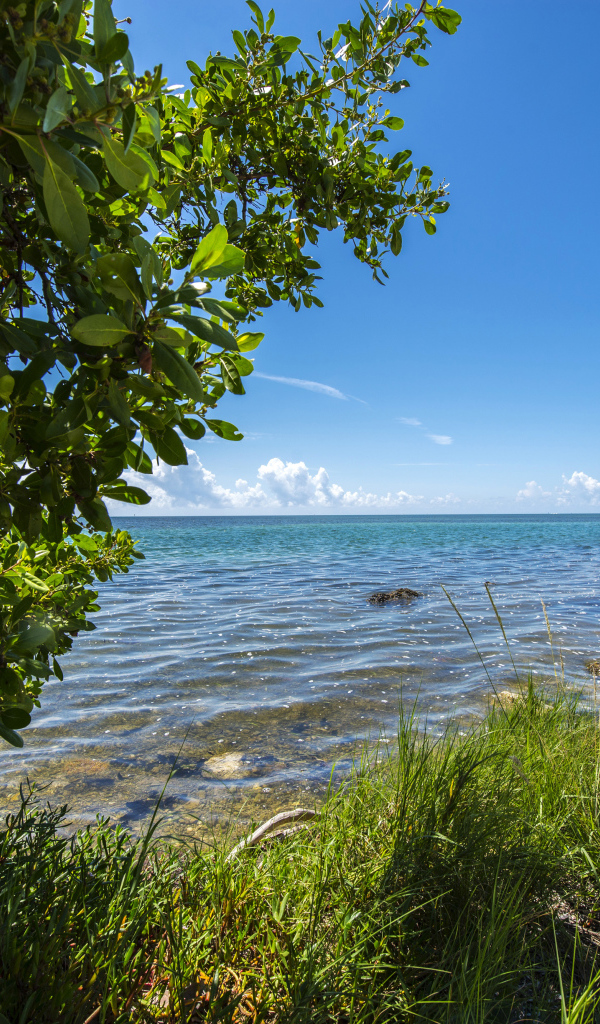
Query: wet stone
[{"left": 367, "top": 588, "right": 421, "bottom": 605}]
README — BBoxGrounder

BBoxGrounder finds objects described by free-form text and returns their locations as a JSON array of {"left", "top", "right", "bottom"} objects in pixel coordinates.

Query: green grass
[{"left": 2, "top": 683, "right": 600, "bottom": 1023}]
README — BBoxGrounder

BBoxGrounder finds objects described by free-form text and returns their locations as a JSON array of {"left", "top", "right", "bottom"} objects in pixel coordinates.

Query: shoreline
[{"left": 3, "top": 683, "right": 600, "bottom": 1022}]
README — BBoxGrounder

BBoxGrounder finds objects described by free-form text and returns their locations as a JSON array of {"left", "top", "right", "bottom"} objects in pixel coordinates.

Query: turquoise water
[{"left": 2, "top": 513, "right": 600, "bottom": 831}]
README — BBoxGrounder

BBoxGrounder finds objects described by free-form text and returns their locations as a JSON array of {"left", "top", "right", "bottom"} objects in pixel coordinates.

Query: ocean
[{"left": 1, "top": 513, "right": 600, "bottom": 832}]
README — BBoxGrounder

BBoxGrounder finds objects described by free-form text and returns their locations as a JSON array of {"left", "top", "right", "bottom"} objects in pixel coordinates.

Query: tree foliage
[{"left": 0, "top": 0, "right": 460, "bottom": 745}]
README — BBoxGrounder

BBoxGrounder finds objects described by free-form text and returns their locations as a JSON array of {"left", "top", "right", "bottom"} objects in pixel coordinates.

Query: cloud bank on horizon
[
  {"left": 517, "top": 471, "right": 600, "bottom": 506},
  {"left": 104, "top": 454, "right": 600, "bottom": 515},
  {"left": 110, "top": 452, "right": 432, "bottom": 513}
]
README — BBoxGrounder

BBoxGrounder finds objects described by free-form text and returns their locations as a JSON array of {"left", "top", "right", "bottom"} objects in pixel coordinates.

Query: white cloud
[
  {"left": 427, "top": 434, "right": 453, "bottom": 446},
  {"left": 516, "top": 471, "right": 600, "bottom": 507},
  {"left": 516, "top": 480, "right": 551, "bottom": 501},
  {"left": 560, "top": 471, "right": 600, "bottom": 504},
  {"left": 399, "top": 417, "right": 422, "bottom": 426},
  {"left": 255, "top": 373, "right": 349, "bottom": 401},
  {"left": 107, "top": 451, "right": 430, "bottom": 513},
  {"left": 430, "top": 493, "right": 461, "bottom": 506},
  {"left": 257, "top": 457, "right": 421, "bottom": 507},
  {"left": 121, "top": 450, "right": 271, "bottom": 510}
]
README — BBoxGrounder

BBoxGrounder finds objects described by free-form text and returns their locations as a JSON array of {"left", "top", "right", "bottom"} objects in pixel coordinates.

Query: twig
[{"left": 226, "top": 807, "right": 318, "bottom": 863}]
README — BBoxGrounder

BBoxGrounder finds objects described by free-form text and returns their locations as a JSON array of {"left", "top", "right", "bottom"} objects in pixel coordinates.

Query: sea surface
[{"left": 2, "top": 514, "right": 600, "bottom": 834}]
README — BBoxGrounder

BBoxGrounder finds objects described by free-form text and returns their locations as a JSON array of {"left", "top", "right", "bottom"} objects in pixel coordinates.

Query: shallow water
[{"left": 2, "top": 514, "right": 600, "bottom": 833}]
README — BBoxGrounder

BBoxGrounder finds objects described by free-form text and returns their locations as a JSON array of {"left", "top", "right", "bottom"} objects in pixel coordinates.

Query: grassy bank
[{"left": 2, "top": 685, "right": 600, "bottom": 1023}]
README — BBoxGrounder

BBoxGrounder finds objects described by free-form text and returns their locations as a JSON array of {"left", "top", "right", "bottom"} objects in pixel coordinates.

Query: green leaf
[
  {"left": 429, "top": 8, "right": 462, "bottom": 34},
  {"left": 221, "top": 354, "right": 245, "bottom": 395},
  {"left": 101, "top": 484, "right": 151, "bottom": 504},
  {"left": 199, "top": 298, "right": 246, "bottom": 323},
  {"left": 78, "top": 497, "right": 112, "bottom": 531},
  {"left": 168, "top": 313, "right": 238, "bottom": 352},
  {"left": 72, "top": 314, "right": 131, "bottom": 347},
  {"left": 174, "top": 282, "right": 211, "bottom": 308},
  {"left": 272, "top": 35, "right": 301, "bottom": 52},
  {"left": 231, "top": 354, "right": 254, "bottom": 376},
  {"left": 0, "top": 320, "right": 35, "bottom": 356},
  {"left": 180, "top": 417, "right": 206, "bottom": 440},
  {"left": 93, "top": 0, "right": 117, "bottom": 54},
  {"left": 12, "top": 622, "right": 55, "bottom": 654},
  {"left": 43, "top": 159, "right": 90, "bottom": 253},
  {"left": 153, "top": 340, "right": 205, "bottom": 402},
  {"left": 202, "top": 244, "right": 246, "bottom": 279},
  {"left": 162, "top": 183, "right": 181, "bottom": 217},
  {"left": 246, "top": 0, "right": 265, "bottom": 32},
  {"left": 126, "top": 442, "right": 153, "bottom": 473},
  {"left": 43, "top": 86, "right": 73, "bottom": 133},
  {"left": 122, "top": 102, "right": 137, "bottom": 154},
  {"left": 122, "top": 47, "right": 135, "bottom": 79},
  {"left": 0, "top": 375, "right": 14, "bottom": 400},
  {"left": 0, "top": 410, "right": 10, "bottom": 444},
  {"left": 65, "top": 59, "right": 100, "bottom": 114},
  {"left": 237, "top": 332, "right": 264, "bottom": 352},
  {"left": 152, "top": 326, "right": 188, "bottom": 346},
  {"left": 98, "top": 31, "right": 129, "bottom": 64},
  {"left": 129, "top": 142, "right": 158, "bottom": 183},
  {"left": 423, "top": 217, "right": 436, "bottom": 235},
  {"left": 103, "top": 135, "right": 150, "bottom": 192},
  {"left": 18, "top": 135, "right": 90, "bottom": 185},
  {"left": 97, "top": 254, "right": 143, "bottom": 303},
  {"left": 152, "top": 426, "right": 188, "bottom": 466},
  {"left": 107, "top": 379, "right": 131, "bottom": 425},
  {"left": 140, "top": 254, "right": 154, "bottom": 299},
  {"left": 205, "top": 418, "right": 243, "bottom": 441},
  {"left": 382, "top": 116, "right": 404, "bottom": 130},
  {"left": 190, "top": 224, "right": 229, "bottom": 275},
  {"left": 411, "top": 54, "right": 429, "bottom": 67},
  {"left": 161, "top": 149, "right": 186, "bottom": 171},
  {"left": 1, "top": 707, "right": 31, "bottom": 729},
  {"left": 69, "top": 153, "right": 100, "bottom": 192},
  {"left": 390, "top": 224, "right": 402, "bottom": 255},
  {"left": 0, "top": 721, "right": 23, "bottom": 747},
  {"left": 145, "top": 106, "right": 161, "bottom": 143},
  {"left": 268, "top": 35, "right": 301, "bottom": 64},
  {"left": 9, "top": 57, "right": 30, "bottom": 113}
]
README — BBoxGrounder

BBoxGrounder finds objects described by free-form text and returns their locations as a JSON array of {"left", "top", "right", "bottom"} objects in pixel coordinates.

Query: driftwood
[{"left": 226, "top": 808, "right": 319, "bottom": 863}]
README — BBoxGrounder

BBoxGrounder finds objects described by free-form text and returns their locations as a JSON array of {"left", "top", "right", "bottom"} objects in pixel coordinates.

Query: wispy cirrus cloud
[
  {"left": 427, "top": 434, "right": 453, "bottom": 446},
  {"left": 398, "top": 417, "right": 453, "bottom": 446},
  {"left": 255, "top": 373, "right": 348, "bottom": 401}
]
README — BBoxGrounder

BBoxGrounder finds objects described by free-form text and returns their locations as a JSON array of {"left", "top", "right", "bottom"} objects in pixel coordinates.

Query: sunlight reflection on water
[{"left": 1, "top": 514, "right": 599, "bottom": 833}]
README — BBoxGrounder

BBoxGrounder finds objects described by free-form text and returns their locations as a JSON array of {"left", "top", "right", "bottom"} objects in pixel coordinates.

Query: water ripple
[{"left": 2, "top": 513, "right": 600, "bottom": 829}]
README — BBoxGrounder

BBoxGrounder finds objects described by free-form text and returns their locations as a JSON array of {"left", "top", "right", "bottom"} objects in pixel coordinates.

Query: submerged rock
[
  {"left": 367, "top": 588, "right": 421, "bottom": 605},
  {"left": 203, "top": 752, "right": 247, "bottom": 778},
  {"left": 202, "top": 751, "right": 277, "bottom": 779}
]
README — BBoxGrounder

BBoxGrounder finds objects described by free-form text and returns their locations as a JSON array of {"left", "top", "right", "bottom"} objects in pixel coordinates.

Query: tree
[{"left": 0, "top": 0, "right": 460, "bottom": 746}]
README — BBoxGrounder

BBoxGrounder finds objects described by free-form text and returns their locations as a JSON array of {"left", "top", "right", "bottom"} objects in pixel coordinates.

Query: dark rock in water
[{"left": 367, "top": 588, "right": 421, "bottom": 605}]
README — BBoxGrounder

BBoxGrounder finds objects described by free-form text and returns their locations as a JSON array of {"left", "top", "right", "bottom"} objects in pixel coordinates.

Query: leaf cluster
[{"left": 0, "top": 0, "right": 459, "bottom": 741}]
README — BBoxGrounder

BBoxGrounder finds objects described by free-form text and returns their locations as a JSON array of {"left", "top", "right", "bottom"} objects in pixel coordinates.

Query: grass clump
[{"left": 2, "top": 684, "right": 600, "bottom": 1023}]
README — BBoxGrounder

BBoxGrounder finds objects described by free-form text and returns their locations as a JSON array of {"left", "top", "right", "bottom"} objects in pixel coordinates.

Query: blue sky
[{"left": 110, "top": 0, "right": 600, "bottom": 515}]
